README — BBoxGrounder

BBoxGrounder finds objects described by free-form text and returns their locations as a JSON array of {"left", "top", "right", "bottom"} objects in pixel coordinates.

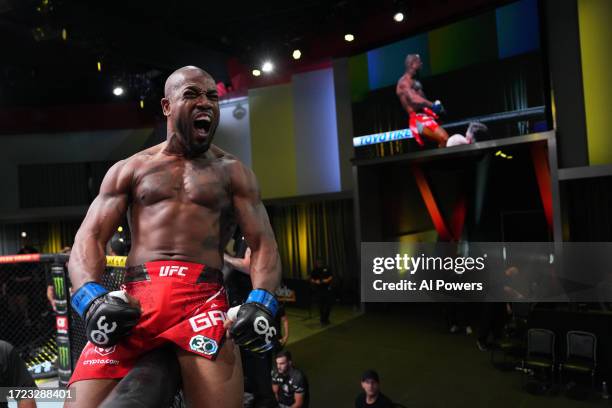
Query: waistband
[{"left": 124, "top": 260, "right": 223, "bottom": 285}]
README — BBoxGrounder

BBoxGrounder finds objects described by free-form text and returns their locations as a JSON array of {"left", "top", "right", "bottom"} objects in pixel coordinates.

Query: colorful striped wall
[{"left": 350, "top": 0, "right": 540, "bottom": 100}]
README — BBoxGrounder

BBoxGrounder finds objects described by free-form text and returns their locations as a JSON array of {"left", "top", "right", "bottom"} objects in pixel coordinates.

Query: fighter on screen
[
  {"left": 396, "top": 54, "right": 449, "bottom": 147},
  {"left": 65, "top": 65, "right": 282, "bottom": 408}
]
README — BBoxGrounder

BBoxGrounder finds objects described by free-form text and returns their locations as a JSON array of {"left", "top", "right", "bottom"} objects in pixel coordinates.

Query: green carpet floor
[{"left": 284, "top": 306, "right": 607, "bottom": 408}]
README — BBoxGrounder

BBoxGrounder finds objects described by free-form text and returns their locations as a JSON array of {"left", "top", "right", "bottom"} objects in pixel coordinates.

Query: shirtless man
[
  {"left": 396, "top": 54, "right": 449, "bottom": 147},
  {"left": 65, "top": 65, "right": 281, "bottom": 408}
]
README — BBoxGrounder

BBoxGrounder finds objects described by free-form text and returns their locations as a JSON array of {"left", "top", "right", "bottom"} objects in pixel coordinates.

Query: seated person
[
  {"left": 272, "top": 351, "right": 309, "bottom": 408},
  {"left": 355, "top": 370, "right": 392, "bottom": 408}
]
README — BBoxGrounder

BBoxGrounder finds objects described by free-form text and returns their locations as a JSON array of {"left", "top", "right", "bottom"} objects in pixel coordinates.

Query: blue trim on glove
[
  {"left": 71, "top": 282, "right": 108, "bottom": 317},
  {"left": 246, "top": 289, "right": 279, "bottom": 317}
]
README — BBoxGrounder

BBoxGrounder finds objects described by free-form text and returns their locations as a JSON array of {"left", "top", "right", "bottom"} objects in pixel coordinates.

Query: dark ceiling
[{"left": 0, "top": 0, "right": 501, "bottom": 110}]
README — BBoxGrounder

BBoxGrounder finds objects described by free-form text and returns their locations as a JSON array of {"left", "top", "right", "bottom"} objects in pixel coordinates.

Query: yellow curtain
[
  {"left": 269, "top": 199, "right": 357, "bottom": 299},
  {"left": 43, "top": 222, "right": 62, "bottom": 253},
  {"left": 42, "top": 221, "right": 79, "bottom": 254}
]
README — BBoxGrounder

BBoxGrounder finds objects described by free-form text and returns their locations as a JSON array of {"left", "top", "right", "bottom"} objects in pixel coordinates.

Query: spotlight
[
  {"left": 344, "top": 33, "right": 355, "bottom": 42},
  {"left": 61, "top": 28, "right": 67, "bottom": 40},
  {"left": 139, "top": 99, "right": 144, "bottom": 109},
  {"left": 393, "top": 12, "right": 405, "bottom": 22},
  {"left": 21, "top": 231, "right": 27, "bottom": 238},
  {"left": 292, "top": 49, "right": 301, "bottom": 60},
  {"left": 117, "top": 226, "right": 123, "bottom": 232},
  {"left": 262, "top": 61, "right": 274, "bottom": 73},
  {"left": 97, "top": 61, "right": 102, "bottom": 72},
  {"left": 113, "top": 86, "right": 124, "bottom": 96},
  {"left": 252, "top": 69, "right": 261, "bottom": 77}
]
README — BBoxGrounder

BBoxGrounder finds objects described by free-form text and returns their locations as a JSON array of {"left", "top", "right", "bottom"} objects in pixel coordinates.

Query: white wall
[{"left": 214, "top": 99, "right": 252, "bottom": 168}]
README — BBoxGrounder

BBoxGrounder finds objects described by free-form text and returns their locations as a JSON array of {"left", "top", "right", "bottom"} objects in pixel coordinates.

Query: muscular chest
[{"left": 134, "top": 160, "right": 230, "bottom": 210}]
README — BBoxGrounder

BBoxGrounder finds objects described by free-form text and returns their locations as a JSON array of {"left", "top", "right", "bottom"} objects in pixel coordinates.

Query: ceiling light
[
  {"left": 292, "top": 49, "right": 301, "bottom": 60},
  {"left": 262, "top": 61, "right": 274, "bottom": 73},
  {"left": 344, "top": 33, "right": 355, "bottom": 42},
  {"left": 113, "top": 86, "right": 124, "bottom": 96},
  {"left": 21, "top": 231, "right": 27, "bottom": 238},
  {"left": 393, "top": 12, "right": 405, "bottom": 22},
  {"left": 252, "top": 69, "right": 261, "bottom": 77}
]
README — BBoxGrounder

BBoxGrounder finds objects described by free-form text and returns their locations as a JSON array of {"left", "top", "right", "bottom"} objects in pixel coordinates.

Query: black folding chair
[
  {"left": 522, "top": 328, "right": 555, "bottom": 389},
  {"left": 559, "top": 330, "right": 597, "bottom": 390}
]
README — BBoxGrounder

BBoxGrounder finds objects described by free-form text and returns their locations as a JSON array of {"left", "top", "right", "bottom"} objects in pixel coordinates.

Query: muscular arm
[
  {"left": 230, "top": 162, "right": 281, "bottom": 293},
  {"left": 68, "top": 159, "right": 132, "bottom": 290}
]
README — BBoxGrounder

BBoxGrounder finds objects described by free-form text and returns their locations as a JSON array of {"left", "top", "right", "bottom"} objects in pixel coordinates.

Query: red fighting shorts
[
  {"left": 69, "top": 260, "right": 228, "bottom": 385},
  {"left": 409, "top": 110, "right": 440, "bottom": 146}
]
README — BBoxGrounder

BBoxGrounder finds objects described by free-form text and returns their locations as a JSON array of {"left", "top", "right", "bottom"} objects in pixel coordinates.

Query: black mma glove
[
  {"left": 228, "top": 289, "right": 279, "bottom": 353},
  {"left": 432, "top": 100, "right": 445, "bottom": 115},
  {"left": 72, "top": 282, "right": 141, "bottom": 347}
]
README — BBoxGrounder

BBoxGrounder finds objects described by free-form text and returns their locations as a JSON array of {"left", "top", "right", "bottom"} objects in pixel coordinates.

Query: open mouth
[{"left": 193, "top": 116, "right": 212, "bottom": 134}]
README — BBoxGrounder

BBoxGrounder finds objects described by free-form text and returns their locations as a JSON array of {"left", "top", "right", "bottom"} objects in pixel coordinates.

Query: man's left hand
[
  {"left": 226, "top": 289, "right": 279, "bottom": 353},
  {"left": 432, "top": 100, "right": 445, "bottom": 115}
]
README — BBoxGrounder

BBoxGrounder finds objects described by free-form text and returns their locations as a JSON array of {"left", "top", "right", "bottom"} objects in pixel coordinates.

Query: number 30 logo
[
  {"left": 189, "top": 335, "right": 219, "bottom": 355},
  {"left": 253, "top": 316, "right": 277, "bottom": 344},
  {"left": 90, "top": 316, "right": 117, "bottom": 346}
]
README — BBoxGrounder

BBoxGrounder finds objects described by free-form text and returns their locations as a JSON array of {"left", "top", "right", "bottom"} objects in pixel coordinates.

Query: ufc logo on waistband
[
  {"left": 189, "top": 310, "right": 227, "bottom": 332},
  {"left": 159, "top": 266, "right": 188, "bottom": 277}
]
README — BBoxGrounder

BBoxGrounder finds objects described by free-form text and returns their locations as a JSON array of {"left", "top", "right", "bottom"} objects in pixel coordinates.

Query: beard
[{"left": 172, "top": 114, "right": 216, "bottom": 157}]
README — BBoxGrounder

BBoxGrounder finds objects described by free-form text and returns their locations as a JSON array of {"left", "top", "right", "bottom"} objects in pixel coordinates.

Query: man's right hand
[{"left": 72, "top": 282, "right": 141, "bottom": 347}]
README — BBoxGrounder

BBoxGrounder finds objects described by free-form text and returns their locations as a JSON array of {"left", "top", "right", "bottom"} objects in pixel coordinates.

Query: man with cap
[{"left": 355, "top": 370, "right": 393, "bottom": 408}]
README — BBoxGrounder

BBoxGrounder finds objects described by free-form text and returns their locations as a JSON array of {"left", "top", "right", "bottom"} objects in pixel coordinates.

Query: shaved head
[
  {"left": 164, "top": 66, "right": 214, "bottom": 98},
  {"left": 405, "top": 54, "right": 420, "bottom": 68},
  {"left": 161, "top": 65, "right": 220, "bottom": 157}
]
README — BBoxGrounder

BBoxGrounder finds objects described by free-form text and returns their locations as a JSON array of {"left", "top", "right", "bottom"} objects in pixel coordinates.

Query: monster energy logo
[
  {"left": 58, "top": 346, "right": 70, "bottom": 369},
  {"left": 53, "top": 277, "right": 65, "bottom": 299}
]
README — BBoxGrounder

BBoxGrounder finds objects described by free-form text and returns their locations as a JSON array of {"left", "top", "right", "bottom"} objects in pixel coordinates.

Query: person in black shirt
[
  {"left": 0, "top": 340, "right": 36, "bottom": 408},
  {"left": 309, "top": 258, "right": 333, "bottom": 325},
  {"left": 355, "top": 370, "right": 392, "bottom": 408},
  {"left": 271, "top": 350, "right": 308, "bottom": 408}
]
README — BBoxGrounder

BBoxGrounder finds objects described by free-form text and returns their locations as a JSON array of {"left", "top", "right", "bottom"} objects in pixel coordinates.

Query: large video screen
[{"left": 351, "top": 0, "right": 548, "bottom": 157}]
